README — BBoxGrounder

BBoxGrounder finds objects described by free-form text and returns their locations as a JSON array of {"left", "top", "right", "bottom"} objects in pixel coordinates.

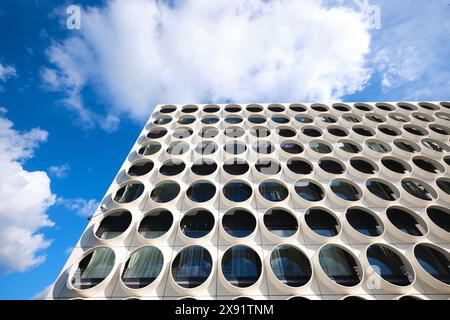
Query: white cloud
[
  {"left": 0, "top": 114, "right": 56, "bottom": 274},
  {"left": 48, "top": 164, "right": 70, "bottom": 178},
  {"left": 370, "top": 0, "right": 450, "bottom": 99},
  {"left": 43, "top": 0, "right": 371, "bottom": 128},
  {"left": 58, "top": 197, "right": 99, "bottom": 217},
  {"left": 0, "top": 62, "right": 16, "bottom": 82}
]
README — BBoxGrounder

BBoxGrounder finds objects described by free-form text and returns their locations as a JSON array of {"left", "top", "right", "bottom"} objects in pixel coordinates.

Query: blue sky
[{"left": 0, "top": 0, "right": 448, "bottom": 299}]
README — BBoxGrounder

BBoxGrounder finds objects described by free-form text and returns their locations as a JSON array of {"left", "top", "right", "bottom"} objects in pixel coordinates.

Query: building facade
[{"left": 48, "top": 102, "right": 450, "bottom": 300}]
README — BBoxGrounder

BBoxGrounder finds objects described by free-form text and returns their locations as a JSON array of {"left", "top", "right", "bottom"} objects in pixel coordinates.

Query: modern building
[{"left": 47, "top": 102, "right": 450, "bottom": 300}]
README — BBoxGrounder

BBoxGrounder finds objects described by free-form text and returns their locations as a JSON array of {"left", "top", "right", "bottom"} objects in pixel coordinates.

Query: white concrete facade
[{"left": 47, "top": 102, "right": 450, "bottom": 300}]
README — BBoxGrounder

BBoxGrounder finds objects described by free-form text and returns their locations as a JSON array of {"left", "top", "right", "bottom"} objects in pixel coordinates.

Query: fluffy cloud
[
  {"left": 0, "top": 62, "right": 16, "bottom": 82},
  {"left": 0, "top": 112, "right": 56, "bottom": 274},
  {"left": 58, "top": 197, "right": 99, "bottom": 217},
  {"left": 43, "top": 0, "right": 371, "bottom": 128},
  {"left": 48, "top": 164, "right": 70, "bottom": 178},
  {"left": 371, "top": 0, "right": 450, "bottom": 99}
]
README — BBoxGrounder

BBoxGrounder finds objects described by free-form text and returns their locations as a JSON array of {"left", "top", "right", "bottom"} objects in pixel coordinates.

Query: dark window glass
[
  {"left": 180, "top": 210, "right": 215, "bottom": 238},
  {"left": 330, "top": 180, "right": 361, "bottom": 201},
  {"left": 328, "top": 127, "right": 347, "bottom": 137},
  {"left": 436, "top": 178, "right": 450, "bottom": 195},
  {"left": 430, "top": 125, "right": 449, "bottom": 135},
  {"left": 272, "top": 116, "right": 289, "bottom": 124},
  {"left": 389, "top": 114, "right": 408, "bottom": 122},
  {"left": 159, "top": 160, "right": 185, "bottom": 176},
  {"left": 224, "top": 142, "right": 247, "bottom": 155},
  {"left": 310, "top": 141, "right": 332, "bottom": 154},
  {"left": 154, "top": 117, "right": 171, "bottom": 125},
  {"left": 342, "top": 115, "right": 360, "bottom": 123},
  {"left": 319, "top": 159, "right": 345, "bottom": 174},
  {"left": 413, "top": 158, "right": 443, "bottom": 174},
  {"left": 203, "top": 106, "right": 219, "bottom": 113},
  {"left": 404, "top": 125, "right": 426, "bottom": 136},
  {"left": 367, "top": 113, "right": 385, "bottom": 123},
  {"left": 121, "top": 247, "right": 163, "bottom": 289},
  {"left": 346, "top": 208, "right": 383, "bottom": 237},
  {"left": 302, "top": 128, "right": 322, "bottom": 137},
  {"left": 277, "top": 128, "right": 296, "bottom": 137},
  {"left": 311, "top": 104, "right": 328, "bottom": 112},
  {"left": 418, "top": 102, "right": 439, "bottom": 110},
  {"left": 350, "top": 159, "right": 377, "bottom": 174},
  {"left": 412, "top": 113, "right": 432, "bottom": 122},
  {"left": 394, "top": 140, "right": 417, "bottom": 153},
  {"left": 191, "top": 160, "right": 217, "bottom": 176},
  {"left": 223, "top": 182, "right": 252, "bottom": 202},
  {"left": 195, "top": 142, "right": 218, "bottom": 155},
  {"left": 182, "top": 106, "right": 198, "bottom": 113},
  {"left": 264, "top": 209, "right": 298, "bottom": 237},
  {"left": 268, "top": 105, "right": 285, "bottom": 112},
  {"left": 223, "top": 159, "right": 249, "bottom": 175},
  {"left": 96, "top": 210, "right": 132, "bottom": 240},
  {"left": 71, "top": 247, "right": 115, "bottom": 289},
  {"left": 333, "top": 103, "right": 351, "bottom": 112},
  {"left": 294, "top": 181, "right": 324, "bottom": 201},
  {"left": 381, "top": 159, "right": 409, "bottom": 174},
  {"left": 288, "top": 296, "right": 310, "bottom": 300},
  {"left": 222, "top": 209, "right": 256, "bottom": 238},
  {"left": 354, "top": 103, "right": 373, "bottom": 111},
  {"left": 397, "top": 102, "right": 417, "bottom": 111},
  {"left": 343, "top": 296, "right": 366, "bottom": 300},
  {"left": 401, "top": 180, "right": 436, "bottom": 201},
  {"left": 387, "top": 207, "right": 426, "bottom": 236},
  {"left": 225, "top": 105, "right": 241, "bottom": 113},
  {"left": 259, "top": 181, "right": 289, "bottom": 202},
  {"left": 172, "top": 246, "right": 212, "bottom": 288},
  {"left": 270, "top": 245, "right": 312, "bottom": 287},
  {"left": 320, "top": 116, "right": 337, "bottom": 123},
  {"left": 290, "top": 104, "right": 307, "bottom": 112},
  {"left": 147, "top": 128, "right": 167, "bottom": 139},
  {"left": 248, "top": 116, "right": 266, "bottom": 124},
  {"left": 366, "top": 141, "right": 389, "bottom": 153},
  {"left": 128, "top": 161, "right": 154, "bottom": 176},
  {"left": 367, "top": 245, "right": 414, "bottom": 286},
  {"left": 138, "top": 210, "right": 173, "bottom": 239},
  {"left": 186, "top": 182, "right": 216, "bottom": 203},
  {"left": 422, "top": 140, "right": 447, "bottom": 152},
  {"left": 114, "top": 183, "right": 144, "bottom": 203},
  {"left": 318, "top": 245, "right": 361, "bottom": 286},
  {"left": 427, "top": 207, "right": 450, "bottom": 233},
  {"left": 255, "top": 159, "right": 281, "bottom": 175},
  {"left": 287, "top": 159, "right": 313, "bottom": 175},
  {"left": 167, "top": 142, "right": 189, "bottom": 155},
  {"left": 225, "top": 117, "right": 243, "bottom": 124},
  {"left": 199, "top": 127, "right": 219, "bottom": 138},
  {"left": 295, "top": 115, "right": 313, "bottom": 123},
  {"left": 160, "top": 106, "right": 176, "bottom": 113},
  {"left": 414, "top": 244, "right": 450, "bottom": 284},
  {"left": 201, "top": 117, "right": 219, "bottom": 124},
  {"left": 353, "top": 126, "right": 374, "bottom": 136},
  {"left": 138, "top": 143, "right": 161, "bottom": 156},
  {"left": 338, "top": 141, "right": 360, "bottom": 154},
  {"left": 376, "top": 103, "right": 395, "bottom": 111},
  {"left": 378, "top": 126, "right": 400, "bottom": 136},
  {"left": 178, "top": 117, "right": 195, "bottom": 125},
  {"left": 281, "top": 142, "right": 303, "bottom": 154},
  {"left": 436, "top": 113, "right": 450, "bottom": 121},
  {"left": 221, "top": 245, "right": 262, "bottom": 288},
  {"left": 366, "top": 180, "right": 398, "bottom": 201},
  {"left": 246, "top": 105, "right": 263, "bottom": 112},
  {"left": 150, "top": 182, "right": 180, "bottom": 203},
  {"left": 305, "top": 209, "right": 340, "bottom": 237}
]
